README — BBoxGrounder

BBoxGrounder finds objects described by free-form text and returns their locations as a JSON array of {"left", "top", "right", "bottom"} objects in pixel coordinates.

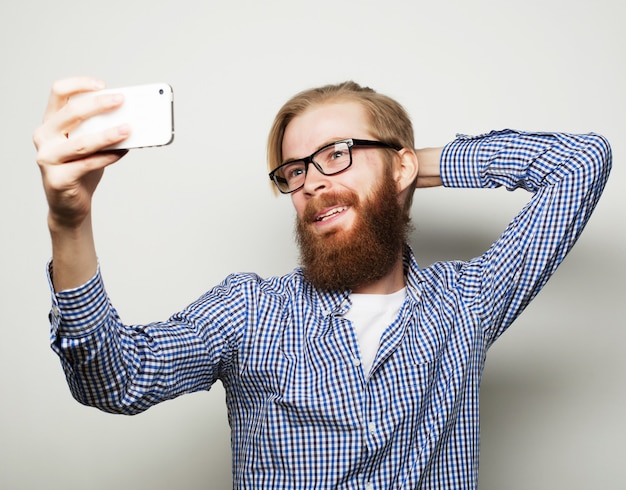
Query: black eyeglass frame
[{"left": 269, "top": 138, "right": 402, "bottom": 194}]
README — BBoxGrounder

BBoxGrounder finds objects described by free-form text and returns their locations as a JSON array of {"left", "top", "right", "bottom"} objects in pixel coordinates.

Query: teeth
[{"left": 316, "top": 206, "right": 347, "bottom": 222}]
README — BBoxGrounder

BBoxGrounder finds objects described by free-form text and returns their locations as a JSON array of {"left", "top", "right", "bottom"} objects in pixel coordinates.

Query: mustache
[{"left": 301, "top": 190, "right": 360, "bottom": 223}]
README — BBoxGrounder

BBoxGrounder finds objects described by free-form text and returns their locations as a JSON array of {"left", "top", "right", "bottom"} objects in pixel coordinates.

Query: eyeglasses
[{"left": 269, "top": 138, "right": 402, "bottom": 194}]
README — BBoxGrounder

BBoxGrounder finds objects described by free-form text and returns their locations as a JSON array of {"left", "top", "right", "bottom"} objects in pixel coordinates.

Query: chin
[{"left": 315, "top": 223, "right": 355, "bottom": 241}]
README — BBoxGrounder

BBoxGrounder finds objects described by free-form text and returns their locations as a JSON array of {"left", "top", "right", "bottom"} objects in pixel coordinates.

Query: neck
[{"left": 352, "top": 257, "right": 405, "bottom": 294}]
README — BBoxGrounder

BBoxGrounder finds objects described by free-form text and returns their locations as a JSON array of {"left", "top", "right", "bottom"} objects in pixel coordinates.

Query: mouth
[
  {"left": 301, "top": 191, "right": 359, "bottom": 232},
  {"left": 314, "top": 206, "right": 349, "bottom": 223}
]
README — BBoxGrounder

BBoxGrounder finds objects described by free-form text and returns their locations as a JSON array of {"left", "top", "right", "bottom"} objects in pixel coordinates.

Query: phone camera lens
[{"left": 159, "top": 88, "right": 164, "bottom": 95}]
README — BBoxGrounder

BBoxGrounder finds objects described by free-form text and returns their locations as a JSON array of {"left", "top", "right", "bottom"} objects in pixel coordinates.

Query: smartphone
[{"left": 69, "top": 83, "right": 174, "bottom": 150}]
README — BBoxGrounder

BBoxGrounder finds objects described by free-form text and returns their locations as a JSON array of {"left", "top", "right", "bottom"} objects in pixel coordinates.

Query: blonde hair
[{"left": 267, "top": 81, "right": 417, "bottom": 213}]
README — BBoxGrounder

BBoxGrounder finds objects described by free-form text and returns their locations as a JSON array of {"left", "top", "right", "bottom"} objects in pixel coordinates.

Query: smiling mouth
[{"left": 314, "top": 206, "right": 349, "bottom": 222}]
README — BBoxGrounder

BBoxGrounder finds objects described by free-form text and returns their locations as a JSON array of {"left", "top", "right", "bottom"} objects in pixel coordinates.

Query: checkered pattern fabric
[{"left": 48, "top": 129, "right": 611, "bottom": 489}]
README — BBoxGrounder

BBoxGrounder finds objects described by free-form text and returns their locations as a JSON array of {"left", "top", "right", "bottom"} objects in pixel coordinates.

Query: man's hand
[
  {"left": 415, "top": 147, "right": 443, "bottom": 188},
  {"left": 33, "top": 77, "right": 130, "bottom": 229},
  {"left": 33, "top": 77, "right": 131, "bottom": 291}
]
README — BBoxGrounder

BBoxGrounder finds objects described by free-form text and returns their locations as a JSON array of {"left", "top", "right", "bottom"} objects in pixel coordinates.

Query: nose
[{"left": 301, "top": 161, "right": 330, "bottom": 195}]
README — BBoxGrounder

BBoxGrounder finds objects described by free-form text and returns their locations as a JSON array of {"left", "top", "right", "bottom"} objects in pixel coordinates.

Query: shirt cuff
[{"left": 47, "top": 260, "right": 110, "bottom": 338}]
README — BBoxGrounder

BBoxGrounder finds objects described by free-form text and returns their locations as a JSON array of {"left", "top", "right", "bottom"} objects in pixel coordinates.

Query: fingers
[
  {"left": 34, "top": 77, "right": 131, "bottom": 164},
  {"left": 42, "top": 150, "right": 130, "bottom": 191},
  {"left": 43, "top": 77, "right": 106, "bottom": 121},
  {"left": 35, "top": 91, "right": 126, "bottom": 150},
  {"left": 36, "top": 122, "right": 131, "bottom": 166}
]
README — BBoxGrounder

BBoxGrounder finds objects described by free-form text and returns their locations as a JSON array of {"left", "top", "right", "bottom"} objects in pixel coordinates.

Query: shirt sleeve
[
  {"left": 46, "top": 262, "right": 236, "bottom": 415},
  {"left": 439, "top": 129, "right": 612, "bottom": 344}
]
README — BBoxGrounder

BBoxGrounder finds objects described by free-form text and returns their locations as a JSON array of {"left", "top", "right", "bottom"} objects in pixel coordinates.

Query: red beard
[{"left": 295, "top": 169, "right": 408, "bottom": 291}]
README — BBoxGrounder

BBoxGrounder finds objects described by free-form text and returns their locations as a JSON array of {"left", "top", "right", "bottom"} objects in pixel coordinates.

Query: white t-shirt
[{"left": 344, "top": 287, "right": 406, "bottom": 376}]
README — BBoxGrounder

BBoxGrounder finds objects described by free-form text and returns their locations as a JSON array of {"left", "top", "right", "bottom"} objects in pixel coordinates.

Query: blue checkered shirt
[{"left": 48, "top": 130, "right": 611, "bottom": 489}]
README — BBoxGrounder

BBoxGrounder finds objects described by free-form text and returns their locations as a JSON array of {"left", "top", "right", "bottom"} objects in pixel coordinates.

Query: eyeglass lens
[{"left": 274, "top": 141, "right": 351, "bottom": 193}]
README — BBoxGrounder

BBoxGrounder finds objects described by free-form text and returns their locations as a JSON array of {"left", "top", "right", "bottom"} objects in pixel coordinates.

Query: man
[{"left": 34, "top": 77, "right": 611, "bottom": 489}]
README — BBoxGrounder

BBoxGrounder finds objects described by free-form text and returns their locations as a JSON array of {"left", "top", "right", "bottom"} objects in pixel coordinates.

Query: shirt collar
[
  {"left": 402, "top": 244, "right": 424, "bottom": 305},
  {"left": 298, "top": 243, "right": 424, "bottom": 315}
]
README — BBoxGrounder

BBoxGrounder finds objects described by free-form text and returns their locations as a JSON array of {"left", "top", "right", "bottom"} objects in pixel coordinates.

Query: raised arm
[
  {"left": 33, "top": 77, "right": 130, "bottom": 291},
  {"left": 440, "top": 129, "right": 612, "bottom": 343},
  {"left": 35, "top": 78, "right": 233, "bottom": 415}
]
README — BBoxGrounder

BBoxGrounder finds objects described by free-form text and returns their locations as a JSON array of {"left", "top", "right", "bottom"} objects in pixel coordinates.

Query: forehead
[{"left": 282, "top": 101, "right": 372, "bottom": 161}]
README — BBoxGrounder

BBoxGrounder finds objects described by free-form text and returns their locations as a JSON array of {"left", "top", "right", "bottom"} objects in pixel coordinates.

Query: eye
[
  {"left": 282, "top": 162, "right": 306, "bottom": 181},
  {"left": 287, "top": 167, "right": 304, "bottom": 179},
  {"left": 330, "top": 149, "right": 347, "bottom": 160}
]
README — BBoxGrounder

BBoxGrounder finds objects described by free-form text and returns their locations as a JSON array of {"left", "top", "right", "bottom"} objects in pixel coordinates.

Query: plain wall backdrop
[{"left": 1, "top": 0, "right": 624, "bottom": 488}]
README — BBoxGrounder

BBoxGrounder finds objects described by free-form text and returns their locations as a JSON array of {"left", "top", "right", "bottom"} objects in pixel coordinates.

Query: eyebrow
[{"left": 281, "top": 137, "right": 347, "bottom": 165}]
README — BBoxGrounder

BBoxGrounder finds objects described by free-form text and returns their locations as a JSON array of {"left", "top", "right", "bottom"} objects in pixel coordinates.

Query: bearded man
[{"left": 34, "top": 77, "right": 611, "bottom": 489}]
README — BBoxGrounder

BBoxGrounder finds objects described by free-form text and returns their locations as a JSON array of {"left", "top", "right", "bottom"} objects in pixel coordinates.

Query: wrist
[
  {"left": 48, "top": 213, "right": 98, "bottom": 292},
  {"left": 47, "top": 207, "right": 91, "bottom": 233}
]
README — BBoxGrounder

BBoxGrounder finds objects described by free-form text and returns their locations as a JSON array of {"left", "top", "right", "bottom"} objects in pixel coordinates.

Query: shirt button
[
  {"left": 352, "top": 357, "right": 361, "bottom": 367},
  {"left": 368, "top": 422, "right": 376, "bottom": 434},
  {"left": 366, "top": 482, "right": 374, "bottom": 490},
  {"left": 51, "top": 305, "right": 60, "bottom": 318}
]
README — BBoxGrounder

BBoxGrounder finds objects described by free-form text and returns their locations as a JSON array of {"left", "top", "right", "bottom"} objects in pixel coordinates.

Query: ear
[{"left": 393, "top": 148, "right": 419, "bottom": 194}]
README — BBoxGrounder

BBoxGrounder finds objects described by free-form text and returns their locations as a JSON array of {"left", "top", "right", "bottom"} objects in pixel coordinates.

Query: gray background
[{"left": 1, "top": 0, "right": 624, "bottom": 488}]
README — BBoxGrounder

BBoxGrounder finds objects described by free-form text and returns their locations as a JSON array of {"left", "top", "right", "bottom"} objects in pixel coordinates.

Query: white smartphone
[{"left": 69, "top": 83, "right": 174, "bottom": 150}]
